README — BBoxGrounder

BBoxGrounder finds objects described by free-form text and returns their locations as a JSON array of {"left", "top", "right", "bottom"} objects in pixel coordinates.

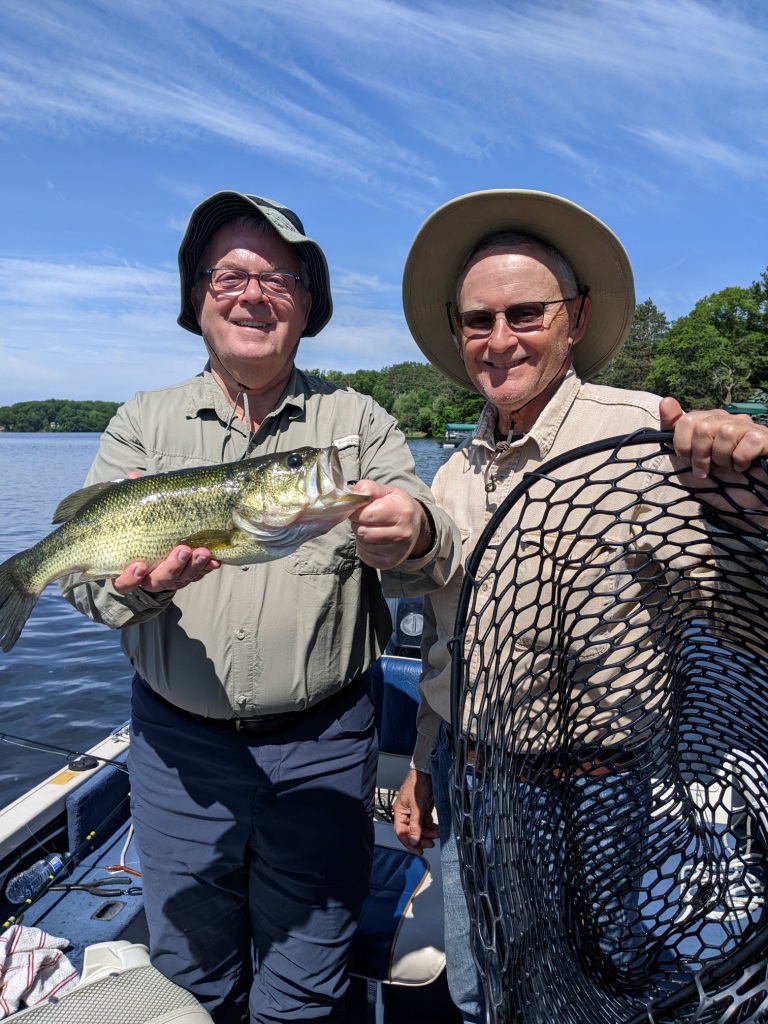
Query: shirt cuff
[{"left": 411, "top": 730, "right": 438, "bottom": 774}]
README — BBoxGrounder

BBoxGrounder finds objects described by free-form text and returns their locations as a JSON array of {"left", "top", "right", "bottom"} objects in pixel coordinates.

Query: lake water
[{"left": 0, "top": 433, "right": 453, "bottom": 809}]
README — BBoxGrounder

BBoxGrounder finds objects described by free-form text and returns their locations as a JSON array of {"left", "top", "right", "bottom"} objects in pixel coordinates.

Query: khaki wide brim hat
[
  {"left": 402, "top": 189, "right": 635, "bottom": 392},
  {"left": 177, "top": 191, "right": 332, "bottom": 338}
]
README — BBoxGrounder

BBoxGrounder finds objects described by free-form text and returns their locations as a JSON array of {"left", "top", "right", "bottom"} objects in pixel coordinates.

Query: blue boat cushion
[
  {"left": 350, "top": 845, "right": 430, "bottom": 982},
  {"left": 368, "top": 655, "right": 421, "bottom": 757},
  {"left": 66, "top": 757, "right": 131, "bottom": 853}
]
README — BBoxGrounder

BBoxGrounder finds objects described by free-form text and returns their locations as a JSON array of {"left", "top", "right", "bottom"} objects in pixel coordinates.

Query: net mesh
[{"left": 449, "top": 430, "right": 768, "bottom": 1023}]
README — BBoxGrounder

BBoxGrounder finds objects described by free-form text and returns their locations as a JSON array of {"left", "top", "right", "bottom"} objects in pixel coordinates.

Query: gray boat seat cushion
[{"left": 11, "top": 941, "right": 213, "bottom": 1023}]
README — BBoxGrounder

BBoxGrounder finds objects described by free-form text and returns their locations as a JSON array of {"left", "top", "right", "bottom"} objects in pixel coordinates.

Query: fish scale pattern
[{"left": 450, "top": 429, "right": 768, "bottom": 1024}]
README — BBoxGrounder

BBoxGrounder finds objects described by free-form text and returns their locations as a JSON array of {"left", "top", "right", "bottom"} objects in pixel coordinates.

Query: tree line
[
  {"left": 2, "top": 269, "right": 766, "bottom": 437},
  {"left": 311, "top": 268, "right": 768, "bottom": 435},
  {"left": 0, "top": 399, "right": 122, "bottom": 433}
]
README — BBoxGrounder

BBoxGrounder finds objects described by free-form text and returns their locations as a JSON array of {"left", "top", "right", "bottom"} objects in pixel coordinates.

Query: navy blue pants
[{"left": 129, "top": 676, "right": 377, "bottom": 1024}]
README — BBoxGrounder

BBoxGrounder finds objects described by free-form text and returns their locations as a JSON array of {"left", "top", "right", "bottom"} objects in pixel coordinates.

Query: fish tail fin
[{"left": 0, "top": 553, "right": 40, "bottom": 653}]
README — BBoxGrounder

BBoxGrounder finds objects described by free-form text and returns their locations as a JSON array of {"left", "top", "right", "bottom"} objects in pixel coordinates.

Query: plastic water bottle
[{"left": 5, "top": 853, "right": 69, "bottom": 903}]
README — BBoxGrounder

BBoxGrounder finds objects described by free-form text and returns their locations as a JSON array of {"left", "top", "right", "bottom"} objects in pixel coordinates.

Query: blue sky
[{"left": 1, "top": 0, "right": 766, "bottom": 406}]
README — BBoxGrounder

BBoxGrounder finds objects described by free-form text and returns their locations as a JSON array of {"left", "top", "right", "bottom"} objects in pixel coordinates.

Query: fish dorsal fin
[{"left": 52, "top": 480, "right": 119, "bottom": 523}]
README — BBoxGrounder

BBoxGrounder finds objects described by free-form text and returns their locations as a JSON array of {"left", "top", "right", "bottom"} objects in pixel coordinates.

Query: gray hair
[{"left": 456, "top": 230, "right": 579, "bottom": 301}]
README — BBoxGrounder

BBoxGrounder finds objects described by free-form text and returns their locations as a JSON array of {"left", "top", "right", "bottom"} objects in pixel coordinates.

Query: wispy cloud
[
  {"left": 0, "top": 0, "right": 767, "bottom": 404},
  {"left": 2, "top": 0, "right": 766, "bottom": 202},
  {"left": 627, "top": 126, "right": 767, "bottom": 177}
]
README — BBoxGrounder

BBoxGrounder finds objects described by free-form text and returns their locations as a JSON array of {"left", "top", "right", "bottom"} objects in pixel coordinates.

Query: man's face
[
  {"left": 456, "top": 245, "right": 588, "bottom": 431},
  {"left": 191, "top": 222, "right": 311, "bottom": 396}
]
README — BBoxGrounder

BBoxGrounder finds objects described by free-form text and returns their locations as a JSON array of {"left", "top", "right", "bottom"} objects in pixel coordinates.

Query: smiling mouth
[
  {"left": 487, "top": 357, "right": 527, "bottom": 369},
  {"left": 234, "top": 319, "right": 272, "bottom": 329}
]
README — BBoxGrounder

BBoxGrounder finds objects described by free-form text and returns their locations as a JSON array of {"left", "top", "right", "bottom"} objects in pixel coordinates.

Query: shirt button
[
  {"left": 236, "top": 629, "right": 246, "bottom": 640},
  {"left": 241, "top": 565, "right": 249, "bottom": 572},
  {"left": 237, "top": 694, "right": 247, "bottom": 705}
]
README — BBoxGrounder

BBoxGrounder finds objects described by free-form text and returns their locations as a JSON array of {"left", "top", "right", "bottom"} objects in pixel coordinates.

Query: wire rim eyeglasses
[
  {"left": 449, "top": 288, "right": 589, "bottom": 338},
  {"left": 200, "top": 268, "right": 303, "bottom": 299}
]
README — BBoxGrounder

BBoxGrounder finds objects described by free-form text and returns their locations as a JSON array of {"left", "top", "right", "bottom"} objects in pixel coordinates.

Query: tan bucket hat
[
  {"left": 402, "top": 189, "right": 635, "bottom": 392},
  {"left": 177, "top": 191, "right": 332, "bottom": 338}
]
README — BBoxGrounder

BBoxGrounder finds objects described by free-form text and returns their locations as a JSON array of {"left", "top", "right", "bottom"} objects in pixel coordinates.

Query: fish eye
[{"left": 287, "top": 454, "right": 303, "bottom": 469}]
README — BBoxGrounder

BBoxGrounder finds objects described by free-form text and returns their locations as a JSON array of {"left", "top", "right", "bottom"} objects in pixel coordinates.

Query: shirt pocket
[{"left": 512, "top": 528, "right": 634, "bottom": 656}]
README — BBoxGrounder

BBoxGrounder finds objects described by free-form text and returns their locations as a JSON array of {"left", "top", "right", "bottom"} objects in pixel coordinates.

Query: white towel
[{"left": 0, "top": 924, "right": 80, "bottom": 1017}]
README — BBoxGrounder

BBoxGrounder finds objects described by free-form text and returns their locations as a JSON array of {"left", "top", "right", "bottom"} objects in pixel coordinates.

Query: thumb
[
  {"left": 659, "top": 396, "right": 684, "bottom": 432},
  {"left": 352, "top": 479, "right": 388, "bottom": 500}
]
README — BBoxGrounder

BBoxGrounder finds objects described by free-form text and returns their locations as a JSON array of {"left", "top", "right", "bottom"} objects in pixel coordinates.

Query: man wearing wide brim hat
[
  {"left": 392, "top": 189, "right": 768, "bottom": 1023},
  {"left": 63, "top": 189, "right": 460, "bottom": 1023},
  {"left": 402, "top": 188, "right": 635, "bottom": 392}
]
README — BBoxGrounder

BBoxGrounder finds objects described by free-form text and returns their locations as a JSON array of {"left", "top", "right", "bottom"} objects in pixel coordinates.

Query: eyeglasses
[
  {"left": 200, "top": 267, "right": 302, "bottom": 299},
  {"left": 453, "top": 295, "right": 584, "bottom": 338}
]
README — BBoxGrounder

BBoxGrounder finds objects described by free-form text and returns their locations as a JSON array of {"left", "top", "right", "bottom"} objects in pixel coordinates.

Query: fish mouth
[{"left": 308, "top": 448, "right": 370, "bottom": 511}]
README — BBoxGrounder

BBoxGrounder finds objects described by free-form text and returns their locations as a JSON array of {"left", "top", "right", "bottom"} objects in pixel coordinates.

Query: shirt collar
[
  {"left": 185, "top": 364, "right": 308, "bottom": 429},
  {"left": 470, "top": 368, "right": 582, "bottom": 459}
]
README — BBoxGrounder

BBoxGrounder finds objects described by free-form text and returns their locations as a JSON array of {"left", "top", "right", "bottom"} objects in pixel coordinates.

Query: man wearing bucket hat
[
  {"left": 64, "top": 190, "right": 460, "bottom": 1023},
  {"left": 392, "top": 189, "right": 768, "bottom": 1022}
]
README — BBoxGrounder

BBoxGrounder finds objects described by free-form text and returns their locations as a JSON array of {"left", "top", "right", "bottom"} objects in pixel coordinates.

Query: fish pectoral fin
[
  {"left": 181, "top": 529, "right": 239, "bottom": 552},
  {"left": 52, "top": 481, "right": 120, "bottom": 523}
]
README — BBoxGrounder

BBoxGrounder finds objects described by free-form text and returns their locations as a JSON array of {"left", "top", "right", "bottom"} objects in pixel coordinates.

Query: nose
[
  {"left": 486, "top": 313, "right": 518, "bottom": 347},
  {"left": 240, "top": 274, "right": 268, "bottom": 301}
]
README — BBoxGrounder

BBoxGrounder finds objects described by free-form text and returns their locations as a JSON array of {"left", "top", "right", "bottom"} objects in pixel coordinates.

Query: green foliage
[
  {"left": 0, "top": 399, "right": 121, "bottom": 433},
  {"left": 304, "top": 362, "right": 484, "bottom": 437},
  {"left": 645, "top": 280, "right": 768, "bottom": 408},
  {"left": 10, "top": 270, "right": 767, "bottom": 438},
  {"left": 593, "top": 298, "right": 669, "bottom": 391}
]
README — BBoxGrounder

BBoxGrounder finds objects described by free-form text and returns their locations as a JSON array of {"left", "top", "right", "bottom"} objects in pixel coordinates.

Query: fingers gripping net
[{"left": 449, "top": 430, "right": 768, "bottom": 1024}]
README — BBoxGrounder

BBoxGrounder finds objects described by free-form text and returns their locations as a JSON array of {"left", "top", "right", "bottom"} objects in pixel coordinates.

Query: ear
[
  {"left": 190, "top": 286, "right": 201, "bottom": 322},
  {"left": 452, "top": 334, "right": 466, "bottom": 364},
  {"left": 570, "top": 294, "right": 591, "bottom": 347},
  {"left": 301, "top": 289, "right": 313, "bottom": 332}
]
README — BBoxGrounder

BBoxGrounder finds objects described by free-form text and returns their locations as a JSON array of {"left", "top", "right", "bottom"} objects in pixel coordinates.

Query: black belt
[{"left": 149, "top": 676, "right": 363, "bottom": 739}]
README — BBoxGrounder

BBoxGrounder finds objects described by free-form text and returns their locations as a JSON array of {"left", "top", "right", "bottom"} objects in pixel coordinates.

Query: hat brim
[
  {"left": 402, "top": 190, "right": 634, "bottom": 391},
  {"left": 177, "top": 191, "right": 332, "bottom": 338}
]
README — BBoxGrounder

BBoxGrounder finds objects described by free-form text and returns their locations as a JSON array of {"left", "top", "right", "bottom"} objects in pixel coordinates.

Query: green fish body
[{"left": 0, "top": 446, "right": 369, "bottom": 652}]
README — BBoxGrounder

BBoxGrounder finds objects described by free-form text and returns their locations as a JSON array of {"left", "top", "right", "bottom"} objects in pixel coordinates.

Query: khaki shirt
[
  {"left": 413, "top": 370, "right": 666, "bottom": 771},
  {"left": 64, "top": 367, "right": 460, "bottom": 719},
  {"left": 416, "top": 371, "right": 768, "bottom": 772}
]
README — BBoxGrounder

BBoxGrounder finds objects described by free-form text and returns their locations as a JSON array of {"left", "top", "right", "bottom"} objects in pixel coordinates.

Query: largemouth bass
[{"left": 0, "top": 446, "right": 370, "bottom": 653}]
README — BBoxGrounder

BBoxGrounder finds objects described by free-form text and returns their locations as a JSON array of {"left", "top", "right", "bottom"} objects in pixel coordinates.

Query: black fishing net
[{"left": 449, "top": 430, "right": 768, "bottom": 1024}]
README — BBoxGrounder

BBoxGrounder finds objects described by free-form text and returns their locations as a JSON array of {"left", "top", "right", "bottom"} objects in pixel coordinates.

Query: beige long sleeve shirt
[
  {"left": 413, "top": 370, "right": 665, "bottom": 772},
  {"left": 64, "top": 367, "right": 460, "bottom": 719}
]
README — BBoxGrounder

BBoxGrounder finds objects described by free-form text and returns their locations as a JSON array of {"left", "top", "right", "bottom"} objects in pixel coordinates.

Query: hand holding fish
[
  {"left": 348, "top": 481, "right": 434, "bottom": 569},
  {"left": 113, "top": 545, "right": 222, "bottom": 594},
  {"left": 0, "top": 446, "right": 369, "bottom": 652},
  {"left": 109, "top": 471, "right": 222, "bottom": 594}
]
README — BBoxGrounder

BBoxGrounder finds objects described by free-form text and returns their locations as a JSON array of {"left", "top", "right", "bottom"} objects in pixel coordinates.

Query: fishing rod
[
  {"left": 1, "top": 792, "right": 134, "bottom": 931},
  {"left": 0, "top": 730, "right": 130, "bottom": 772}
]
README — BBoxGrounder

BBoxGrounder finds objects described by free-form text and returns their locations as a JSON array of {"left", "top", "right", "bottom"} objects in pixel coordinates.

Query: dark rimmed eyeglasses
[
  {"left": 199, "top": 267, "right": 302, "bottom": 299},
  {"left": 449, "top": 288, "right": 589, "bottom": 338}
]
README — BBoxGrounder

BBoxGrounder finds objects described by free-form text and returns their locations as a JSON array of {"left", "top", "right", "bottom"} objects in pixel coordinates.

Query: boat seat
[
  {"left": 351, "top": 655, "right": 446, "bottom": 1024},
  {"left": 10, "top": 941, "right": 213, "bottom": 1022}
]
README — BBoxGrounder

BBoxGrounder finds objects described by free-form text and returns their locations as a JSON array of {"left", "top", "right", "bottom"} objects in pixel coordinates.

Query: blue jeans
[
  {"left": 431, "top": 723, "right": 485, "bottom": 1024},
  {"left": 432, "top": 722, "right": 649, "bottom": 1022}
]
